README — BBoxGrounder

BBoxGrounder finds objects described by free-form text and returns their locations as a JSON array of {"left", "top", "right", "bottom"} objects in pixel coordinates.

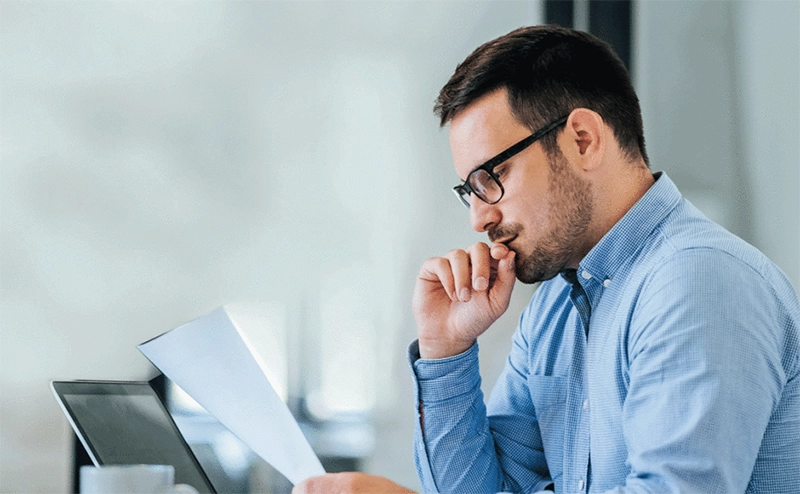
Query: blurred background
[{"left": 1, "top": 0, "right": 797, "bottom": 492}]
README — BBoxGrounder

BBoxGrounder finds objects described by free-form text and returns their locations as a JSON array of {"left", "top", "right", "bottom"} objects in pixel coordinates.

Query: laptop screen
[{"left": 52, "top": 381, "right": 215, "bottom": 493}]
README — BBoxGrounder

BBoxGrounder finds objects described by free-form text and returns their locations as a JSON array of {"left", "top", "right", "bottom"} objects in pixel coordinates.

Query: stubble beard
[{"left": 512, "top": 150, "right": 593, "bottom": 284}]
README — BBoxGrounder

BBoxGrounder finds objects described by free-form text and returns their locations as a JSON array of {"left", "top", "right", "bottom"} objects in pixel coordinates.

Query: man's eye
[{"left": 494, "top": 165, "right": 508, "bottom": 178}]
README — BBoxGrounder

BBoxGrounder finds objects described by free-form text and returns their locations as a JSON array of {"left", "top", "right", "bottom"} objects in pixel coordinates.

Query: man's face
[{"left": 449, "top": 89, "right": 593, "bottom": 283}]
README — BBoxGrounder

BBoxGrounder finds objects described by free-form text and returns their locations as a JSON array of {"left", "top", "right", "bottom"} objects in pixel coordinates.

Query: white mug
[{"left": 80, "top": 465, "right": 199, "bottom": 494}]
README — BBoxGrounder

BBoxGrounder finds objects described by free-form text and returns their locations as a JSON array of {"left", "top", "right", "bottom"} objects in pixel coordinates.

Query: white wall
[
  {"left": 635, "top": 0, "right": 799, "bottom": 289},
  {"left": 734, "top": 0, "right": 800, "bottom": 289},
  {"left": 0, "top": 2, "right": 540, "bottom": 492}
]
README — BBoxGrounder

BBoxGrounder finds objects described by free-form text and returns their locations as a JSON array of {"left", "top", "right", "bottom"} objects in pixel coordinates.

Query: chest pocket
[{"left": 528, "top": 375, "right": 567, "bottom": 484}]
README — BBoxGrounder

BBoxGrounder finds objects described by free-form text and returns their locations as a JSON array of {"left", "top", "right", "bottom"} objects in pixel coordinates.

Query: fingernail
[
  {"left": 474, "top": 277, "right": 488, "bottom": 291},
  {"left": 459, "top": 288, "right": 470, "bottom": 301}
]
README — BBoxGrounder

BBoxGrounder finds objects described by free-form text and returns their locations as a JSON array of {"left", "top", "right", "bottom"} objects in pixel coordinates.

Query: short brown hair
[{"left": 435, "top": 25, "right": 648, "bottom": 165}]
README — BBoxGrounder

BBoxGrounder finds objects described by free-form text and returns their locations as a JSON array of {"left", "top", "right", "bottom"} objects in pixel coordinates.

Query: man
[{"left": 296, "top": 25, "right": 799, "bottom": 493}]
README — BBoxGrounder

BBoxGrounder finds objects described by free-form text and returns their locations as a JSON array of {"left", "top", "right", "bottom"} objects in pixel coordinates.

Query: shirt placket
[{"left": 563, "top": 270, "right": 593, "bottom": 493}]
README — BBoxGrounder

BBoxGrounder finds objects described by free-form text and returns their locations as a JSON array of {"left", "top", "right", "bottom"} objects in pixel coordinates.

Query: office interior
[{"left": 1, "top": 1, "right": 798, "bottom": 492}]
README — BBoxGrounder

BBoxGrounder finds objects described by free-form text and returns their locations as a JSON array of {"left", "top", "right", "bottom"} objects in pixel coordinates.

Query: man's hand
[
  {"left": 292, "top": 472, "right": 416, "bottom": 494},
  {"left": 412, "top": 242, "right": 516, "bottom": 359}
]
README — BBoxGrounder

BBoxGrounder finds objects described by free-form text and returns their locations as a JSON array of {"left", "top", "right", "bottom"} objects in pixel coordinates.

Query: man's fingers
[
  {"left": 417, "top": 243, "right": 500, "bottom": 304},
  {"left": 419, "top": 257, "right": 457, "bottom": 301},
  {"left": 489, "top": 251, "right": 516, "bottom": 309},
  {"left": 466, "top": 243, "right": 492, "bottom": 292},
  {"left": 490, "top": 242, "right": 509, "bottom": 260},
  {"left": 293, "top": 473, "right": 417, "bottom": 494},
  {"left": 446, "top": 249, "right": 473, "bottom": 301},
  {"left": 292, "top": 479, "right": 310, "bottom": 494}
]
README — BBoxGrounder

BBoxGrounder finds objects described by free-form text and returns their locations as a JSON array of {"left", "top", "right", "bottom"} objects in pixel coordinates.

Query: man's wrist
[{"left": 418, "top": 337, "right": 476, "bottom": 360}]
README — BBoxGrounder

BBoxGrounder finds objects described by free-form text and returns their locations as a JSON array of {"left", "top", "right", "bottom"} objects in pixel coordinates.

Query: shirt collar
[{"left": 576, "top": 171, "right": 681, "bottom": 285}]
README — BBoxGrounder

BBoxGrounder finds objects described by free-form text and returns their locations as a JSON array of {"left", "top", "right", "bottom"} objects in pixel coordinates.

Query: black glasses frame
[{"left": 453, "top": 115, "right": 569, "bottom": 208}]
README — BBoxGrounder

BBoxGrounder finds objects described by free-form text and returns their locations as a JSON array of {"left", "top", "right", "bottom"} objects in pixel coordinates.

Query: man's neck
[{"left": 575, "top": 163, "right": 655, "bottom": 267}]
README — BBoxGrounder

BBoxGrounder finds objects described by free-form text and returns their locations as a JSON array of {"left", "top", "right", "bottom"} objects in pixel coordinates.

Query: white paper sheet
[{"left": 138, "top": 307, "right": 325, "bottom": 485}]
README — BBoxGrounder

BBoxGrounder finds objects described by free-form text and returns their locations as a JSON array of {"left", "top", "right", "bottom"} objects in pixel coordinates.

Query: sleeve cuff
[{"left": 407, "top": 339, "right": 481, "bottom": 403}]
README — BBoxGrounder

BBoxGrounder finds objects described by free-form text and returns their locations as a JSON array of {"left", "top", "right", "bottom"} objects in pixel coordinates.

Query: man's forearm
[{"left": 410, "top": 341, "right": 506, "bottom": 492}]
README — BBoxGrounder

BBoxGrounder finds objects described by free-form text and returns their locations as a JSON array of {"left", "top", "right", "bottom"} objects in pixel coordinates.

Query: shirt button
[
  {"left": 583, "top": 399, "right": 589, "bottom": 410},
  {"left": 578, "top": 479, "right": 585, "bottom": 490},
  {"left": 581, "top": 270, "right": 591, "bottom": 280},
  {"left": 603, "top": 278, "right": 611, "bottom": 287}
]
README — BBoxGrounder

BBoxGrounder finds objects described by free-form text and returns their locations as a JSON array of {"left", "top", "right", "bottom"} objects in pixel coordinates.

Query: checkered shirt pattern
[{"left": 409, "top": 172, "right": 800, "bottom": 493}]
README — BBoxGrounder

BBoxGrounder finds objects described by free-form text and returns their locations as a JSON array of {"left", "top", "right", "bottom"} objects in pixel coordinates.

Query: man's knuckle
[
  {"left": 434, "top": 257, "right": 450, "bottom": 270},
  {"left": 447, "top": 248, "right": 466, "bottom": 259}
]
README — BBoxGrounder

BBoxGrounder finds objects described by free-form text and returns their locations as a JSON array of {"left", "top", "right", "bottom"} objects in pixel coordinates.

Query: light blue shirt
[{"left": 409, "top": 172, "right": 800, "bottom": 493}]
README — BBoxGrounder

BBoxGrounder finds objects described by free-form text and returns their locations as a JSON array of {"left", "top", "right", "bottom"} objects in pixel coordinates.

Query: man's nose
[{"left": 469, "top": 196, "right": 500, "bottom": 233}]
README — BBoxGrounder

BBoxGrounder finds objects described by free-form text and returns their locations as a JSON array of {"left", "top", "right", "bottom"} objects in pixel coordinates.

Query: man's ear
[{"left": 559, "top": 108, "right": 606, "bottom": 171}]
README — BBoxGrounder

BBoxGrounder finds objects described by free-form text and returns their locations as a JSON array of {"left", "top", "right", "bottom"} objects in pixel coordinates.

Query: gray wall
[{"left": 1, "top": 1, "right": 797, "bottom": 492}]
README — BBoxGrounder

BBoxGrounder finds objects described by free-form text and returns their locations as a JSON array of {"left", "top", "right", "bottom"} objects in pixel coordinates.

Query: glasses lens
[{"left": 469, "top": 169, "right": 502, "bottom": 204}]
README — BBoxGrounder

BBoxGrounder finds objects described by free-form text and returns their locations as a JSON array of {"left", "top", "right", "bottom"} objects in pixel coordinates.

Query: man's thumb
[{"left": 490, "top": 252, "right": 516, "bottom": 306}]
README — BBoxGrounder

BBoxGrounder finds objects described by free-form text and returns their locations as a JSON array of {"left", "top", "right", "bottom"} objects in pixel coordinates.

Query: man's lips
[
  {"left": 491, "top": 234, "right": 518, "bottom": 251},
  {"left": 494, "top": 234, "right": 517, "bottom": 246}
]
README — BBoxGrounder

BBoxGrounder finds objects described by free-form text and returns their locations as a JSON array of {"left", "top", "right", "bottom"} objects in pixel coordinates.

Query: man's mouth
[
  {"left": 489, "top": 224, "right": 521, "bottom": 249},
  {"left": 493, "top": 235, "right": 518, "bottom": 248}
]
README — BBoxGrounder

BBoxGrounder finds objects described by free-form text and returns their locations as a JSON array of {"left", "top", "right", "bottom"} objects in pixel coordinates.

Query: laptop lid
[{"left": 51, "top": 380, "right": 216, "bottom": 493}]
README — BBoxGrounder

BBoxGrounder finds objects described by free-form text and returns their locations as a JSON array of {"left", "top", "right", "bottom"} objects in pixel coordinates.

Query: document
[{"left": 138, "top": 307, "right": 325, "bottom": 485}]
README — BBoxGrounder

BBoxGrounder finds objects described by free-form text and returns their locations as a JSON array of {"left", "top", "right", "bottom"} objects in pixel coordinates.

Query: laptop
[{"left": 51, "top": 380, "right": 217, "bottom": 493}]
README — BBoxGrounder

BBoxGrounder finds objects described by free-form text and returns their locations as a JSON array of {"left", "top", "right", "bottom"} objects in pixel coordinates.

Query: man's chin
[{"left": 514, "top": 260, "right": 562, "bottom": 285}]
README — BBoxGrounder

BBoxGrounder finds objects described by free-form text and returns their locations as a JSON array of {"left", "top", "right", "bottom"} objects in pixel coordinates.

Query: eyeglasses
[{"left": 452, "top": 115, "right": 569, "bottom": 208}]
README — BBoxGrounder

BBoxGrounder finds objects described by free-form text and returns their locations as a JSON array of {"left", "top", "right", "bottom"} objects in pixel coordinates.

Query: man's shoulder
[
  {"left": 618, "top": 199, "right": 800, "bottom": 342},
  {"left": 630, "top": 199, "right": 800, "bottom": 349},
  {"left": 636, "top": 198, "right": 785, "bottom": 289}
]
